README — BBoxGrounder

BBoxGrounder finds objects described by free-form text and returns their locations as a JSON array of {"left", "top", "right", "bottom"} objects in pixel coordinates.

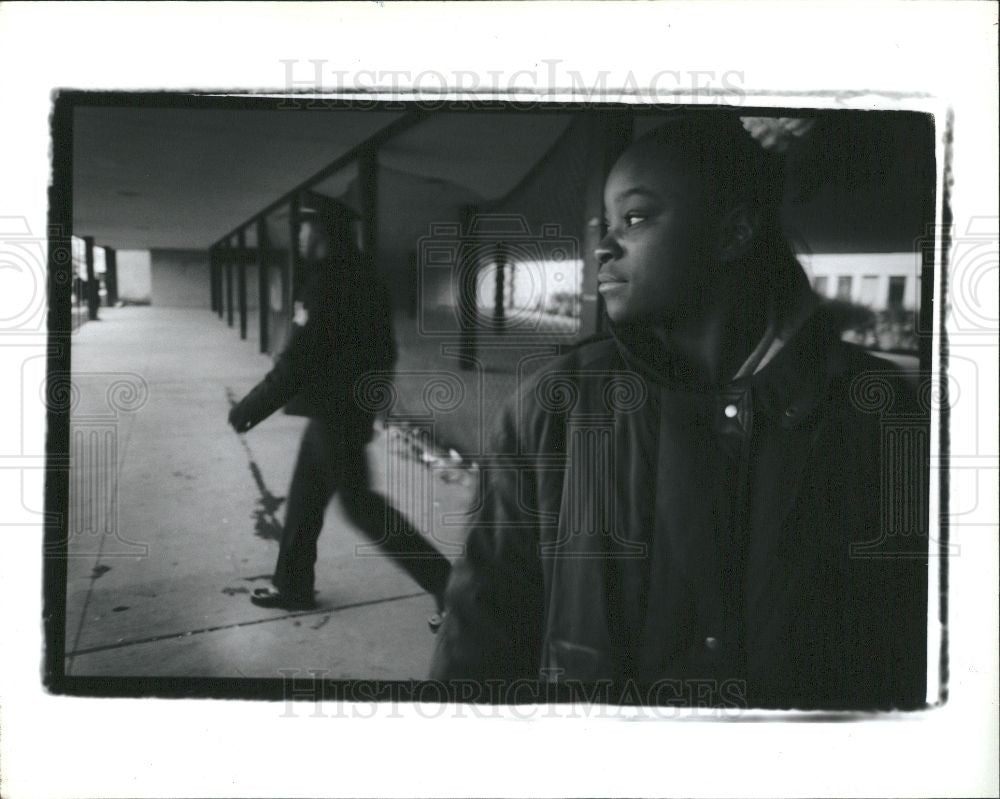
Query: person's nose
[{"left": 595, "top": 232, "right": 621, "bottom": 266}]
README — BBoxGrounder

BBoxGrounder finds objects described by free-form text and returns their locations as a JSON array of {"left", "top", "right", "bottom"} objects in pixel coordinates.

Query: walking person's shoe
[
  {"left": 250, "top": 587, "right": 317, "bottom": 610},
  {"left": 427, "top": 611, "right": 446, "bottom": 634},
  {"left": 427, "top": 590, "right": 447, "bottom": 633}
]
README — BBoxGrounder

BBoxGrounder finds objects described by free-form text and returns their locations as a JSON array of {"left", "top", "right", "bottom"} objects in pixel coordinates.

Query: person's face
[
  {"left": 298, "top": 218, "right": 330, "bottom": 264},
  {"left": 596, "top": 142, "right": 722, "bottom": 326}
]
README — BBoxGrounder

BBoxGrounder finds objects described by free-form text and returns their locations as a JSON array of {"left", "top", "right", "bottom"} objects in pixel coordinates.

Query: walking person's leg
[
  {"left": 336, "top": 438, "right": 452, "bottom": 613},
  {"left": 252, "top": 419, "right": 337, "bottom": 608}
]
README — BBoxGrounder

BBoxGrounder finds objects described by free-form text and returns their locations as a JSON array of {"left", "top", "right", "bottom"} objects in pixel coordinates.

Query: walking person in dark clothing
[{"left": 228, "top": 193, "right": 451, "bottom": 626}]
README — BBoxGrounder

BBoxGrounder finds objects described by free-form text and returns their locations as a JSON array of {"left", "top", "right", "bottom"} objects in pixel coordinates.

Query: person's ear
[{"left": 718, "top": 203, "right": 761, "bottom": 264}]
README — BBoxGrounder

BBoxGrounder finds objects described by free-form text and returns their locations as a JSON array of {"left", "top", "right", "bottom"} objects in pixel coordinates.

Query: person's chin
[
  {"left": 599, "top": 283, "right": 631, "bottom": 322},
  {"left": 605, "top": 299, "right": 661, "bottom": 328}
]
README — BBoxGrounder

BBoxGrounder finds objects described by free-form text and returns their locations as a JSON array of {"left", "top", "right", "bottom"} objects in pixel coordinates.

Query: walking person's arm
[{"left": 227, "top": 292, "right": 338, "bottom": 433}]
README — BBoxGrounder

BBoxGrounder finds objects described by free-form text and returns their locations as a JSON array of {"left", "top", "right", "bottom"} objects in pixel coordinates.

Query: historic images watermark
[
  {"left": 946, "top": 216, "right": 999, "bottom": 336},
  {"left": 0, "top": 215, "right": 47, "bottom": 334},
  {"left": 278, "top": 60, "right": 747, "bottom": 108},
  {"left": 45, "top": 370, "right": 151, "bottom": 558},
  {"left": 276, "top": 669, "right": 749, "bottom": 720}
]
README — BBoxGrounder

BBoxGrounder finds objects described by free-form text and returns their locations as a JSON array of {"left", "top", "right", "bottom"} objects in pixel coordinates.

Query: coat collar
[
  {"left": 744, "top": 301, "right": 840, "bottom": 428},
  {"left": 607, "top": 272, "right": 838, "bottom": 428}
]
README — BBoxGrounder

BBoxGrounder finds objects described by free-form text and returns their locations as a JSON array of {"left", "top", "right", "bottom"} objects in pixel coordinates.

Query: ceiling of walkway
[
  {"left": 72, "top": 103, "right": 572, "bottom": 250},
  {"left": 73, "top": 105, "right": 403, "bottom": 250},
  {"left": 72, "top": 101, "right": 935, "bottom": 255}
]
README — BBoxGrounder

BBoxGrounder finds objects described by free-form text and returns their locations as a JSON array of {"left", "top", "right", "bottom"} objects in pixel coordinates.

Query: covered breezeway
[{"left": 65, "top": 99, "right": 934, "bottom": 679}]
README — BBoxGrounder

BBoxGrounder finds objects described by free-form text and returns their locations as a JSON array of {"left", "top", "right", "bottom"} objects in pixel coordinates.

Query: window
[
  {"left": 836, "top": 275, "right": 853, "bottom": 300},
  {"left": 888, "top": 276, "right": 907, "bottom": 309},
  {"left": 813, "top": 276, "right": 828, "bottom": 297},
  {"left": 859, "top": 275, "right": 879, "bottom": 306}
]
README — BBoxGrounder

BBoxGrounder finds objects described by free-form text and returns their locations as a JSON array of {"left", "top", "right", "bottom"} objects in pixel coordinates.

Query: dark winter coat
[
  {"left": 430, "top": 292, "right": 928, "bottom": 711},
  {"left": 232, "top": 255, "right": 396, "bottom": 436}
]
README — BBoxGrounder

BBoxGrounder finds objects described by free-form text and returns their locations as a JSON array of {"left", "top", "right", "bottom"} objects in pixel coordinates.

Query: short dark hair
[
  {"left": 636, "top": 112, "right": 809, "bottom": 309},
  {"left": 635, "top": 112, "right": 781, "bottom": 213}
]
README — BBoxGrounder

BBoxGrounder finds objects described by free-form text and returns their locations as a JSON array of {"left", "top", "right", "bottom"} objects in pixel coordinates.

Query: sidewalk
[{"left": 64, "top": 306, "right": 476, "bottom": 680}]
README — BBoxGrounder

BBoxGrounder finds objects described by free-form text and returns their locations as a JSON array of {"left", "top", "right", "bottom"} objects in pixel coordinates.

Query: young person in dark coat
[
  {"left": 228, "top": 193, "right": 451, "bottom": 626},
  {"left": 430, "top": 115, "right": 929, "bottom": 710}
]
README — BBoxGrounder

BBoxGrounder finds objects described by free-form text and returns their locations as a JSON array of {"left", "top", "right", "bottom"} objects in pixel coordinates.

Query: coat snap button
[
  {"left": 784, "top": 405, "right": 798, "bottom": 418},
  {"left": 704, "top": 636, "right": 720, "bottom": 651},
  {"left": 724, "top": 404, "right": 738, "bottom": 418}
]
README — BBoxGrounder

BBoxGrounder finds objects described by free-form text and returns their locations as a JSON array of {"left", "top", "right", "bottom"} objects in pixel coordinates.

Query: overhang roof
[{"left": 72, "top": 105, "right": 572, "bottom": 250}]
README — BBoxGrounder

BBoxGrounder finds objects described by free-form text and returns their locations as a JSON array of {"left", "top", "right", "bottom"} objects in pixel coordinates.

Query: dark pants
[{"left": 273, "top": 418, "right": 452, "bottom": 602}]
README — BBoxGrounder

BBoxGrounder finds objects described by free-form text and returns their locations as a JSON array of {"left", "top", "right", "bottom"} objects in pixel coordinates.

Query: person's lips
[{"left": 597, "top": 272, "right": 627, "bottom": 291}]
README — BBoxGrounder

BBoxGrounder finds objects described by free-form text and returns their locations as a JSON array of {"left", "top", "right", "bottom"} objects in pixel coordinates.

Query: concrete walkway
[{"left": 64, "top": 306, "right": 476, "bottom": 680}]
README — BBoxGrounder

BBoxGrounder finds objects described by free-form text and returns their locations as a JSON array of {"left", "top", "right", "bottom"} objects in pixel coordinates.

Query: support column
[
  {"left": 237, "top": 229, "right": 248, "bottom": 341},
  {"left": 580, "top": 111, "right": 633, "bottom": 338},
  {"left": 215, "top": 244, "right": 222, "bottom": 319},
  {"left": 104, "top": 246, "right": 118, "bottom": 307},
  {"left": 209, "top": 246, "right": 218, "bottom": 314},
  {"left": 359, "top": 144, "right": 379, "bottom": 263},
  {"left": 257, "top": 217, "right": 270, "bottom": 353},
  {"left": 289, "top": 194, "right": 301, "bottom": 313},
  {"left": 493, "top": 242, "right": 506, "bottom": 330},
  {"left": 225, "top": 241, "right": 234, "bottom": 328},
  {"left": 457, "top": 204, "right": 480, "bottom": 370},
  {"left": 83, "top": 235, "right": 99, "bottom": 321}
]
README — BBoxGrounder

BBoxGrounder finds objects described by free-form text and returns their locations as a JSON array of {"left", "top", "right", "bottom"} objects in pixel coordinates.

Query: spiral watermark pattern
[
  {"left": 43, "top": 372, "right": 81, "bottom": 414},
  {"left": 106, "top": 375, "right": 150, "bottom": 414},
  {"left": 535, "top": 372, "right": 582, "bottom": 414},
  {"left": 917, "top": 372, "right": 959, "bottom": 414},
  {"left": 352, "top": 371, "right": 399, "bottom": 415},
  {"left": 421, "top": 373, "right": 465, "bottom": 414},
  {"left": 601, "top": 372, "right": 647, "bottom": 414},
  {"left": 849, "top": 371, "right": 898, "bottom": 414}
]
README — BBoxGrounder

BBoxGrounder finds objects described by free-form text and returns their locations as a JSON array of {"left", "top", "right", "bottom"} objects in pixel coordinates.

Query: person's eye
[{"left": 623, "top": 212, "right": 646, "bottom": 228}]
